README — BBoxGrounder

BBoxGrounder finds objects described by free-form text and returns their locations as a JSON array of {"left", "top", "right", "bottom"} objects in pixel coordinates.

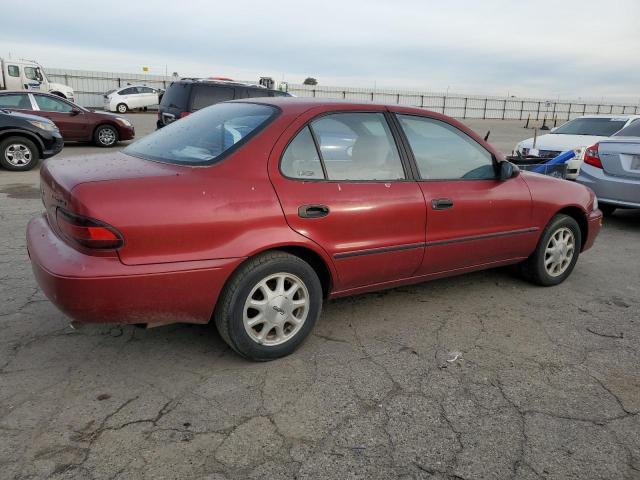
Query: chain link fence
[{"left": 46, "top": 68, "right": 640, "bottom": 121}]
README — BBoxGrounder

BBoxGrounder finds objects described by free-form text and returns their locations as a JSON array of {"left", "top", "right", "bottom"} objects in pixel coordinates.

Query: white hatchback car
[
  {"left": 514, "top": 115, "right": 640, "bottom": 179},
  {"left": 103, "top": 85, "right": 160, "bottom": 113}
]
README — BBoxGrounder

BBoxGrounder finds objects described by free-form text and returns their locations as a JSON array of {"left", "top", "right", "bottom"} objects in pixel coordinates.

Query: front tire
[
  {"left": 0, "top": 136, "right": 40, "bottom": 171},
  {"left": 214, "top": 251, "right": 322, "bottom": 361},
  {"left": 116, "top": 103, "right": 128, "bottom": 114},
  {"left": 519, "top": 214, "right": 581, "bottom": 286},
  {"left": 94, "top": 125, "right": 119, "bottom": 147}
]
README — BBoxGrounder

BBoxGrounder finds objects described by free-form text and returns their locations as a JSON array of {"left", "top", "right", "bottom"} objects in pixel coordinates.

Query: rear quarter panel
[{"left": 69, "top": 108, "right": 338, "bottom": 281}]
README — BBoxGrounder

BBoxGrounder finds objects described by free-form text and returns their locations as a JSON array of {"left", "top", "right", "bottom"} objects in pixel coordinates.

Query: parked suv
[
  {"left": 156, "top": 79, "right": 290, "bottom": 128},
  {"left": 0, "top": 109, "right": 63, "bottom": 171}
]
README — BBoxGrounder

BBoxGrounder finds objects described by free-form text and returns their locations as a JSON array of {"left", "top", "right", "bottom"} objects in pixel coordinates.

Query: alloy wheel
[
  {"left": 98, "top": 128, "right": 116, "bottom": 146},
  {"left": 4, "top": 144, "right": 32, "bottom": 166}
]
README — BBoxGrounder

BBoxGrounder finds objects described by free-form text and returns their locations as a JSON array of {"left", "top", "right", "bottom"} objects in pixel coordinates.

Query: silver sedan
[{"left": 577, "top": 121, "right": 640, "bottom": 216}]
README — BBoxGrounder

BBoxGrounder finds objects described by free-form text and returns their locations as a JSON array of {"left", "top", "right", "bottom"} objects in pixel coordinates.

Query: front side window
[
  {"left": 119, "top": 87, "right": 136, "bottom": 95},
  {"left": 190, "top": 86, "right": 234, "bottom": 111},
  {"left": 0, "top": 94, "right": 32, "bottom": 109},
  {"left": 124, "top": 102, "right": 277, "bottom": 165},
  {"left": 397, "top": 115, "right": 495, "bottom": 180},
  {"left": 24, "top": 67, "right": 43, "bottom": 81},
  {"left": 34, "top": 95, "right": 73, "bottom": 113},
  {"left": 7, "top": 65, "right": 19, "bottom": 77},
  {"left": 307, "top": 112, "right": 405, "bottom": 181}
]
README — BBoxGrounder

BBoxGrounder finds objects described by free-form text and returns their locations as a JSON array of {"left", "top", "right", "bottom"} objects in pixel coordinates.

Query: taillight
[
  {"left": 583, "top": 143, "right": 602, "bottom": 168},
  {"left": 179, "top": 111, "right": 191, "bottom": 118},
  {"left": 56, "top": 208, "right": 124, "bottom": 250}
]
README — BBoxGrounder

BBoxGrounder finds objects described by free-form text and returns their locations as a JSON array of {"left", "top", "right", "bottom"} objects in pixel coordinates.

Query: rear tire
[
  {"left": 94, "top": 125, "right": 119, "bottom": 147},
  {"left": 0, "top": 136, "right": 40, "bottom": 171},
  {"left": 116, "top": 103, "right": 128, "bottom": 114},
  {"left": 214, "top": 251, "right": 322, "bottom": 361},
  {"left": 519, "top": 214, "right": 582, "bottom": 286},
  {"left": 599, "top": 204, "right": 617, "bottom": 217}
]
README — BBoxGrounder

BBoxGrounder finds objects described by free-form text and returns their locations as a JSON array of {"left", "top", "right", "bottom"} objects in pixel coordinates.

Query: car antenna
[{"left": 484, "top": 131, "right": 490, "bottom": 141}]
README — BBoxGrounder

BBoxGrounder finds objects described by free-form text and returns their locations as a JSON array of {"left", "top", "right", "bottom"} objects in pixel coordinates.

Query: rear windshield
[
  {"left": 160, "top": 82, "right": 191, "bottom": 110},
  {"left": 613, "top": 120, "right": 640, "bottom": 137},
  {"left": 553, "top": 117, "right": 627, "bottom": 136},
  {"left": 124, "top": 102, "right": 278, "bottom": 166}
]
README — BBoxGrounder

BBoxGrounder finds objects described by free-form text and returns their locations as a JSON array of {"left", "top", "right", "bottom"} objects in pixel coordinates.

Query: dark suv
[{"left": 156, "top": 79, "right": 290, "bottom": 128}]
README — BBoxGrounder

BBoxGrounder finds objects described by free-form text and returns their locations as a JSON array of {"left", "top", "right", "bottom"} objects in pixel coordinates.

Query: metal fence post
[
  {"left": 582, "top": 103, "right": 586, "bottom": 116},
  {"left": 442, "top": 95, "right": 446, "bottom": 114},
  {"left": 463, "top": 97, "right": 468, "bottom": 118},
  {"left": 483, "top": 98, "right": 488, "bottom": 119},
  {"left": 396, "top": 93, "right": 400, "bottom": 104},
  {"left": 343, "top": 91, "right": 346, "bottom": 99},
  {"left": 519, "top": 100, "right": 524, "bottom": 120},
  {"left": 420, "top": 95, "right": 424, "bottom": 108},
  {"left": 502, "top": 99, "right": 506, "bottom": 120},
  {"left": 536, "top": 101, "right": 541, "bottom": 121},
  {"left": 312, "top": 89, "right": 316, "bottom": 98}
]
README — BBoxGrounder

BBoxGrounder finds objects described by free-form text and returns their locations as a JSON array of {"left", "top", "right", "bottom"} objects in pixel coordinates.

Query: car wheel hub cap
[
  {"left": 544, "top": 227, "right": 575, "bottom": 277},
  {"left": 99, "top": 129, "right": 116, "bottom": 145},
  {"left": 5, "top": 144, "right": 31, "bottom": 166},
  {"left": 243, "top": 273, "right": 309, "bottom": 346}
]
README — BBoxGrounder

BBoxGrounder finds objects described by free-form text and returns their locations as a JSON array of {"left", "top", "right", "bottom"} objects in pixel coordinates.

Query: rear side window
[
  {"left": 0, "top": 94, "right": 32, "bottom": 109},
  {"left": 7, "top": 65, "right": 19, "bottom": 77},
  {"left": 281, "top": 112, "right": 406, "bottom": 181},
  {"left": 281, "top": 127, "right": 324, "bottom": 179},
  {"left": 119, "top": 87, "right": 137, "bottom": 95},
  {"left": 160, "top": 82, "right": 191, "bottom": 109},
  {"left": 190, "top": 85, "right": 234, "bottom": 111},
  {"left": 124, "top": 102, "right": 277, "bottom": 166}
]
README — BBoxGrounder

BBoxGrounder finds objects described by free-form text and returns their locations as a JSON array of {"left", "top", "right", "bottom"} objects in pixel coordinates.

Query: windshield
[
  {"left": 613, "top": 121, "right": 640, "bottom": 137},
  {"left": 124, "top": 102, "right": 278, "bottom": 165},
  {"left": 553, "top": 117, "right": 627, "bottom": 136}
]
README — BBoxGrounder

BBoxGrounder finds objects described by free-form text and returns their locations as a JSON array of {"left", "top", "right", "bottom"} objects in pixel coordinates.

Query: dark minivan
[{"left": 156, "top": 79, "right": 290, "bottom": 128}]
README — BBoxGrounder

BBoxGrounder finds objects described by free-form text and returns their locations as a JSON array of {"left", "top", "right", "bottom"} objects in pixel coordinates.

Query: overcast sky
[{"left": 1, "top": 0, "right": 639, "bottom": 101}]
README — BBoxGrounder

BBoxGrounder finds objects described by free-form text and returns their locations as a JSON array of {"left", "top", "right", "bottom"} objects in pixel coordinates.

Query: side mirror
[
  {"left": 70, "top": 108, "right": 81, "bottom": 116},
  {"left": 499, "top": 161, "right": 520, "bottom": 181}
]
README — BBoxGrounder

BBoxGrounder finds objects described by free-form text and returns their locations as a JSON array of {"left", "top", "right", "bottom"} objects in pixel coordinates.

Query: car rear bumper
[
  {"left": 583, "top": 209, "right": 603, "bottom": 252},
  {"left": 577, "top": 163, "right": 640, "bottom": 208},
  {"left": 27, "top": 214, "right": 242, "bottom": 326}
]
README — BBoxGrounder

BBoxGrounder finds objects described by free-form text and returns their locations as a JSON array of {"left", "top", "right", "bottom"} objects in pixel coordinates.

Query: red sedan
[
  {"left": 0, "top": 91, "right": 135, "bottom": 147},
  {"left": 27, "top": 98, "right": 602, "bottom": 360}
]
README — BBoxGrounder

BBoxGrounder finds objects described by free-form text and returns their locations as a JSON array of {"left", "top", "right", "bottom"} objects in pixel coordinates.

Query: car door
[
  {"left": 117, "top": 87, "right": 136, "bottom": 109},
  {"left": 269, "top": 107, "right": 426, "bottom": 291},
  {"left": 32, "top": 94, "right": 87, "bottom": 140},
  {"left": 138, "top": 86, "right": 158, "bottom": 107},
  {"left": 394, "top": 112, "right": 536, "bottom": 275}
]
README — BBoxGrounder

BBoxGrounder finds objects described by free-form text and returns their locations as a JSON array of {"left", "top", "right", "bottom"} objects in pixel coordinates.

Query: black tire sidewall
[
  {"left": 0, "top": 136, "right": 39, "bottom": 171},
  {"left": 116, "top": 103, "right": 127, "bottom": 113},
  {"left": 533, "top": 215, "right": 582, "bottom": 286},
  {"left": 94, "top": 125, "right": 119, "bottom": 147},
  {"left": 226, "top": 257, "right": 322, "bottom": 361}
]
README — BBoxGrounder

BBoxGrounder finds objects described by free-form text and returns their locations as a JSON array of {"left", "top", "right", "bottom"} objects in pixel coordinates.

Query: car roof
[
  {"left": 228, "top": 96, "right": 428, "bottom": 114},
  {"left": 571, "top": 114, "right": 640, "bottom": 120}
]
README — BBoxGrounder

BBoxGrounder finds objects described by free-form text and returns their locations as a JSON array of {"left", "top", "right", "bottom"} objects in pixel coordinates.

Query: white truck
[{"left": 1, "top": 58, "right": 75, "bottom": 102}]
